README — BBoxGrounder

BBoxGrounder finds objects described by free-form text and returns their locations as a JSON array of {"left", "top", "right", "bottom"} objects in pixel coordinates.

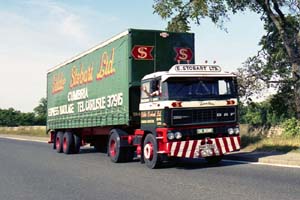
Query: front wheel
[{"left": 143, "top": 134, "right": 161, "bottom": 169}]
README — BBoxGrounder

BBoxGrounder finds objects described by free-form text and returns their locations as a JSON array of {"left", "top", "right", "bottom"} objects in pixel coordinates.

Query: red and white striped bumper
[{"left": 168, "top": 136, "right": 241, "bottom": 158}]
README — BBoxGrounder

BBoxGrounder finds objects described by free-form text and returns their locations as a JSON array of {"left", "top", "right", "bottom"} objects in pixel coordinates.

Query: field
[
  {"left": 240, "top": 124, "right": 300, "bottom": 153},
  {"left": 0, "top": 126, "right": 47, "bottom": 137}
]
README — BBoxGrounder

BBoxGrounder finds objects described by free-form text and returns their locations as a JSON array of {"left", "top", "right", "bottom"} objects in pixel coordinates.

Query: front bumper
[{"left": 167, "top": 136, "right": 240, "bottom": 158}]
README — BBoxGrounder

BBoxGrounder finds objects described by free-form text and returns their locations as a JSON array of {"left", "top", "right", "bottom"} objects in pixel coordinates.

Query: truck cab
[{"left": 138, "top": 64, "right": 240, "bottom": 168}]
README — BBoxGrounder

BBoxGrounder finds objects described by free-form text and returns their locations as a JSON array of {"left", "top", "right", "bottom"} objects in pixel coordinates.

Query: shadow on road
[
  {"left": 78, "top": 147, "right": 98, "bottom": 154},
  {"left": 157, "top": 158, "right": 247, "bottom": 170},
  {"left": 76, "top": 147, "right": 249, "bottom": 169}
]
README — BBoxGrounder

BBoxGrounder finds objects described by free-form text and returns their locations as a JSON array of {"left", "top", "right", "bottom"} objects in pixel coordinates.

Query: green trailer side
[{"left": 47, "top": 29, "right": 194, "bottom": 131}]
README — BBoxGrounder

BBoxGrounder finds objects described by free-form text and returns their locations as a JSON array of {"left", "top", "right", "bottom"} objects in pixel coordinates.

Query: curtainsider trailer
[{"left": 47, "top": 29, "right": 240, "bottom": 168}]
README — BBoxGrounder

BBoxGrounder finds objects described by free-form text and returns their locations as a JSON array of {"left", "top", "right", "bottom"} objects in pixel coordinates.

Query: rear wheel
[
  {"left": 108, "top": 130, "right": 130, "bottom": 163},
  {"left": 143, "top": 134, "right": 161, "bottom": 169},
  {"left": 63, "top": 132, "right": 74, "bottom": 154},
  {"left": 52, "top": 132, "right": 57, "bottom": 150},
  {"left": 108, "top": 131, "right": 123, "bottom": 162},
  {"left": 56, "top": 132, "right": 64, "bottom": 153},
  {"left": 73, "top": 134, "right": 81, "bottom": 154}
]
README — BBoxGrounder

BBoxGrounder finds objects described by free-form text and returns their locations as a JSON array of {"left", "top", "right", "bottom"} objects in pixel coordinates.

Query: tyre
[
  {"left": 143, "top": 134, "right": 161, "bottom": 169},
  {"left": 63, "top": 132, "right": 74, "bottom": 154},
  {"left": 108, "top": 130, "right": 127, "bottom": 163},
  {"left": 56, "top": 131, "right": 64, "bottom": 153},
  {"left": 205, "top": 156, "right": 223, "bottom": 164},
  {"left": 73, "top": 134, "right": 81, "bottom": 154},
  {"left": 52, "top": 132, "right": 57, "bottom": 150}
]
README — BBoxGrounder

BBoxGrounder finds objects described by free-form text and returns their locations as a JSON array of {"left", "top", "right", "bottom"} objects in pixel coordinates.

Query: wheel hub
[
  {"left": 63, "top": 137, "right": 67, "bottom": 151},
  {"left": 110, "top": 139, "right": 116, "bottom": 157},
  {"left": 144, "top": 143, "right": 153, "bottom": 160},
  {"left": 56, "top": 137, "right": 60, "bottom": 150}
]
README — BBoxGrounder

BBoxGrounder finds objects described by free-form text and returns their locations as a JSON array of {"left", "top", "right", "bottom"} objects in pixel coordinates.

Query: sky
[{"left": 0, "top": 0, "right": 265, "bottom": 112}]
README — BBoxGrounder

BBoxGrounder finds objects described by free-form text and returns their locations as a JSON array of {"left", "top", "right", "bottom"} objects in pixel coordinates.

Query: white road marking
[
  {"left": 223, "top": 159, "right": 300, "bottom": 169},
  {"left": 0, "top": 136, "right": 48, "bottom": 143}
]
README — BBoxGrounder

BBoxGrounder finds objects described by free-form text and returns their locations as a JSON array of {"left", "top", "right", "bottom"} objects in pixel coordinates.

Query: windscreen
[{"left": 165, "top": 77, "right": 237, "bottom": 100}]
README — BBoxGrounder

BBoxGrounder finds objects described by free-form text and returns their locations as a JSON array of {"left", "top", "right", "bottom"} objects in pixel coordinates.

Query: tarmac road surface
[{"left": 0, "top": 137, "right": 300, "bottom": 200}]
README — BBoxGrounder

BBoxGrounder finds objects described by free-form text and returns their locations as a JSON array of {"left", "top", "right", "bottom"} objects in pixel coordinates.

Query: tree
[
  {"left": 153, "top": 0, "right": 300, "bottom": 118},
  {"left": 33, "top": 98, "right": 47, "bottom": 125},
  {"left": 0, "top": 108, "right": 35, "bottom": 126},
  {"left": 0, "top": 108, "right": 21, "bottom": 126}
]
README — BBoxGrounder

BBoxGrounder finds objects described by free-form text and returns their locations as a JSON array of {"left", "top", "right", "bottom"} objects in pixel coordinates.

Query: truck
[{"left": 47, "top": 29, "right": 240, "bottom": 169}]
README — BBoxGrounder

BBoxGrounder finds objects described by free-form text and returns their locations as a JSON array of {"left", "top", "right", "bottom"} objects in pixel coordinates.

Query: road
[{"left": 0, "top": 138, "right": 300, "bottom": 200}]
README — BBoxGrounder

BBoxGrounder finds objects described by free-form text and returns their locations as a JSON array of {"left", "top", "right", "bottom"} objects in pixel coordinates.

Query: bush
[{"left": 281, "top": 118, "right": 300, "bottom": 137}]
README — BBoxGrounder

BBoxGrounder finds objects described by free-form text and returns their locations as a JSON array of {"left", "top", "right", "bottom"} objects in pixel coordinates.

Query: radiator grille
[{"left": 171, "top": 107, "right": 236, "bottom": 125}]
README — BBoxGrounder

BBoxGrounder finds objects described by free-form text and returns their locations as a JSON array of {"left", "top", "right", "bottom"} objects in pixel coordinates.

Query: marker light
[
  {"left": 227, "top": 100, "right": 235, "bottom": 105},
  {"left": 228, "top": 128, "right": 234, "bottom": 135},
  {"left": 171, "top": 101, "right": 182, "bottom": 107},
  {"left": 234, "top": 128, "right": 240, "bottom": 135},
  {"left": 175, "top": 132, "right": 182, "bottom": 140},
  {"left": 167, "top": 132, "right": 175, "bottom": 140}
]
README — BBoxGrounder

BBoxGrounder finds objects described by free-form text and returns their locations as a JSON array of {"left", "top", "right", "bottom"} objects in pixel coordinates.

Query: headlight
[
  {"left": 227, "top": 128, "right": 234, "bottom": 135},
  {"left": 234, "top": 128, "right": 240, "bottom": 135},
  {"left": 167, "top": 132, "right": 175, "bottom": 140},
  {"left": 174, "top": 132, "right": 182, "bottom": 139}
]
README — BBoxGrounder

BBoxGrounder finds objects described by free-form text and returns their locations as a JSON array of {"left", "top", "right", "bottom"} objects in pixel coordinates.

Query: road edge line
[
  {"left": 223, "top": 159, "right": 300, "bottom": 169},
  {"left": 0, "top": 135, "right": 48, "bottom": 143}
]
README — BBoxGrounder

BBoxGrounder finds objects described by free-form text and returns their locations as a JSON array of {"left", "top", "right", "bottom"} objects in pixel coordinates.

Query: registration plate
[
  {"left": 197, "top": 128, "right": 213, "bottom": 134},
  {"left": 195, "top": 143, "right": 217, "bottom": 157}
]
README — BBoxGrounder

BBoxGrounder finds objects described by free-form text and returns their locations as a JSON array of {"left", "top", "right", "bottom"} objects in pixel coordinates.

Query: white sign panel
[{"left": 170, "top": 64, "right": 222, "bottom": 73}]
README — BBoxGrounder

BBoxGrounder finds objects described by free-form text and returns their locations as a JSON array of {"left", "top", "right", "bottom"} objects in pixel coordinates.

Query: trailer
[{"left": 47, "top": 29, "right": 240, "bottom": 168}]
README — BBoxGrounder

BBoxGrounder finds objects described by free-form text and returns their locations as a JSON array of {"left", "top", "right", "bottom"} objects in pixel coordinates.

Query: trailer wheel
[
  {"left": 205, "top": 156, "right": 223, "bottom": 164},
  {"left": 52, "top": 132, "right": 57, "bottom": 150},
  {"left": 143, "top": 134, "right": 161, "bottom": 169},
  {"left": 108, "top": 130, "right": 127, "bottom": 163},
  {"left": 73, "top": 134, "right": 81, "bottom": 154},
  {"left": 63, "top": 132, "right": 74, "bottom": 154},
  {"left": 56, "top": 132, "right": 64, "bottom": 153}
]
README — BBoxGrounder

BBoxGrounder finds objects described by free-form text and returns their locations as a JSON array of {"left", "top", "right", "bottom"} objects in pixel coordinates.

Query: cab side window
[{"left": 141, "top": 82, "right": 151, "bottom": 99}]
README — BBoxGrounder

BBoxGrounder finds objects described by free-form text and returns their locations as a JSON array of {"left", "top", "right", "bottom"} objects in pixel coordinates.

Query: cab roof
[{"left": 142, "top": 64, "right": 236, "bottom": 82}]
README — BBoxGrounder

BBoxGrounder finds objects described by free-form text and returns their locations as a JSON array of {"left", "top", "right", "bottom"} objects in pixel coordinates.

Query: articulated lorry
[{"left": 47, "top": 29, "right": 240, "bottom": 168}]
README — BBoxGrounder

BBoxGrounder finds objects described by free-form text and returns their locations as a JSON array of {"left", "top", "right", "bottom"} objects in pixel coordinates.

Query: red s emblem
[
  {"left": 174, "top": 47, "right": 193, "bottom": 63},
  {"left": 131, "top": 45, "right": 154, "bottom": 60}
]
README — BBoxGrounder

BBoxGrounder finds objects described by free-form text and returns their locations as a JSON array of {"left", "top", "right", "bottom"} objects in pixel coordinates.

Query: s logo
[
  {"left": 137, "top": 47, "right": 149, "bottom": 59},
  {"left": 131, "top": 45, "right": 154, "bottom": 60},
  {"left": 174, "top": 47, "right": 193, "bottom": 63}
]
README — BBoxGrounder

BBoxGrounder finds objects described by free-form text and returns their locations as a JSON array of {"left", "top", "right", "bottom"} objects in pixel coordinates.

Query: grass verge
[
  {"left": 0, "top": 126, "right": 47, "bottom": 137},
  {"left": 241, "top": 135, "right": 300, "bottom": 153}
]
